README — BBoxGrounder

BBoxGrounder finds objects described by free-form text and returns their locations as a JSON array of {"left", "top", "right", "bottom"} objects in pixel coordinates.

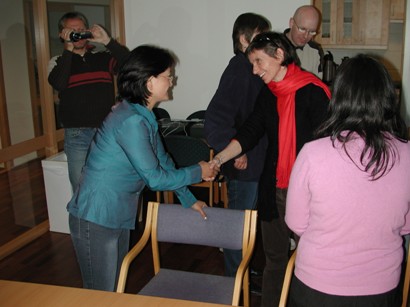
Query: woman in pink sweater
[{"left": 285, "top": 54, "right": 410, "bottom": 307}]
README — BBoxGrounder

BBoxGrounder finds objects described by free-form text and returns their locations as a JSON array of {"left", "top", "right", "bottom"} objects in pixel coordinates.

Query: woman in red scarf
[{"left": 211, "top": 32, "right": 330, "bottom": 306}]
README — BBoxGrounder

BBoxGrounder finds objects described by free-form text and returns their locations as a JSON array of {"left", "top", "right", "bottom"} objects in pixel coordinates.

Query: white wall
[{"left": 124, "top": 0, "right": 308, "bottom": 119}]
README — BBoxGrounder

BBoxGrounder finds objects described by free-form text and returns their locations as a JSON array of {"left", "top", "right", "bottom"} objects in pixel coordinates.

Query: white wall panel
[{"left": 123, "top": 0, "right": 308, "bottom": 118}]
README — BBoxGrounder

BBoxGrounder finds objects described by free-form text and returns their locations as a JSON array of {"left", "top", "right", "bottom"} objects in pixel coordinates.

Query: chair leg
[
  {"left": 221, "top": 181, "right": 228, "bottom": 208},
  {"left": 213, "top": 182, "right": 220, "bottom": 205},
  {"left": 138, "top": 195, "right": 144, "bottom": 222},
  {"left": 156, "top": 191, "right": 161, "bottom": 202},
  {"left": 163, "top": 191, "right": 174, "bottom": 203},
  {"left": 139, "top": 191, "right": 160, "bottom": 222},
  {"left": 209, "top": 182, "right": 213, "bottom": 207},
  {"left": 243, "top": 268, "right": 250, "bottom": 307}
]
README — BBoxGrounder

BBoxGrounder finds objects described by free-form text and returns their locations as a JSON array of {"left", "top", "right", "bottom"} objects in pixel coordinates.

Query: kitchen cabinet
[
  {"left": 314, "top": 0, "right": 390, "bottom": 49},
  {"left": 390, "top": 0, "right": 405, "bottom": 21}
]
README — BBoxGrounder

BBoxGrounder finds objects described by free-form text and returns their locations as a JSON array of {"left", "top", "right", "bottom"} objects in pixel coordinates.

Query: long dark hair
[
  {"left": 316, "top": 54, "right": 407, "bottom": 180},
  {"left": 117, "top": 45, "right": 176, "bottom": 106}
]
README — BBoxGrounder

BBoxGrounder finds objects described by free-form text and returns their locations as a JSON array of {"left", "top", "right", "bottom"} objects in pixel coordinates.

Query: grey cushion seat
[{"left": 139, "top": 268, "right": 235, "bottom": 304}]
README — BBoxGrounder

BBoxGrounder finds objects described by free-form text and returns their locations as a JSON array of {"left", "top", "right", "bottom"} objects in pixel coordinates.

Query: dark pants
[
  {"left": 261, "top": 188, "right": 290, "bottom": 307},
  {"left": 289, "top": 275, "right": 401, "bottom": 307}
]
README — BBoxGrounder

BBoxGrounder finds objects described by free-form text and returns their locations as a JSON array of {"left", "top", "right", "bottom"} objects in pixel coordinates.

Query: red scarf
[{"left": 268, "top": 63, "right": 331, "bottom": 188}]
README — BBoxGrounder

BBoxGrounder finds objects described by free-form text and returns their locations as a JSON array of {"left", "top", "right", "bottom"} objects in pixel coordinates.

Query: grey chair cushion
[
  {"left": 139, "top": 269, "right": 235, "bottom": 305},
  {"left": 156, "top": 204, "right": 245, "bottom": 250}
]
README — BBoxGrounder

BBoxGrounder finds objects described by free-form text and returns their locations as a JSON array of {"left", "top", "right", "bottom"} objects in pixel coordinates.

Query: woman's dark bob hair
[
  {"left": 116, "top": 45, "right": 177, "bottom": 106},
  {"left": 316, "top": 54, "right": 408, "bottom": 179},
  {"left": 245, "top": 31, "right": 297, "bottom": 67}
]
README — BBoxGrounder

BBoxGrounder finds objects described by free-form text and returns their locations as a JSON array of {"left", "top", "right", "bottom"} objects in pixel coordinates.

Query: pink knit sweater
[{"left": 285, "top": 135, "right": 410, "bottom": 296}]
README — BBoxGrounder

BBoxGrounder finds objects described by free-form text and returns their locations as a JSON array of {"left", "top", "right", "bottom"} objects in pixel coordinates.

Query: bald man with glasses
[{"left": 284, "top": 5, "right": 324, "bottom": 79}]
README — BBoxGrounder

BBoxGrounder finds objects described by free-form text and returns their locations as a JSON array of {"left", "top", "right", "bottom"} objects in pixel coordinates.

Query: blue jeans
[
  {"left": 69, "top": 214, "right": 130, "bottom": 291},
  {"left": 224, "top": 179, "right": 258, "bottom": 277},
  {"left": 64, "top": 128, "right": 97, "bottom": 192}
]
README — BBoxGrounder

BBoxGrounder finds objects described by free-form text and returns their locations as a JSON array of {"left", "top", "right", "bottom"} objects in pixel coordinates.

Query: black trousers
[
  {"left": 261, "top": 188, "right": 290, "bottom": 307},
  {"left": 288, "top": 275, "right": 401, "bottom": 307}
]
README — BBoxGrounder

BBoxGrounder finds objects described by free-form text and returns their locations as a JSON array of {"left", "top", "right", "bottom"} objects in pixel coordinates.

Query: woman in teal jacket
[{"left": 67, "top": 45, "right": 217, "bottom": 292}]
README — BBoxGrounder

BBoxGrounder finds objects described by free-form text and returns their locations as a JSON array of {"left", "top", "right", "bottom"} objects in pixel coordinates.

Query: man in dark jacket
[{"left": 204, "top": 13, "right": 270, "bottom": 278}]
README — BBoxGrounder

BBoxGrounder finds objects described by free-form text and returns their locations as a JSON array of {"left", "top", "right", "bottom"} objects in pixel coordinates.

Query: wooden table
[{"left": 0, "top": 280, "right": 230, "bottom": 307}]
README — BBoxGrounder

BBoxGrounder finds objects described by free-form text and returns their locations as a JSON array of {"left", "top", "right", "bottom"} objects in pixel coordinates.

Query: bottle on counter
[{"left": 323, "top": 51, "right": 337, "bottom": 86}]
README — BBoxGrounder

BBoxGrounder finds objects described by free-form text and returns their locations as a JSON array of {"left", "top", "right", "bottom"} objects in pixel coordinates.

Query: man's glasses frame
[{"left": 293, "top": 19, "right": 317, "bottom": 36}]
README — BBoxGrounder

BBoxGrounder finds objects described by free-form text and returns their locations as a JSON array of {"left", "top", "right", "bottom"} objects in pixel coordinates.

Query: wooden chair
[
  {"left": 278, "top": 250, "right": 297, "bottom": 307},
  {"left": 402, "top": 244, "right": 410, "bottom": 307},
  {"left": 162, "top": 135, "right": 214, "bottom": 206},
  {"left": 117, "top": 202, "right": 258, "bottom": 307},
  {"left": 137, "top": 189, "right": 162, "bottom": 222}
]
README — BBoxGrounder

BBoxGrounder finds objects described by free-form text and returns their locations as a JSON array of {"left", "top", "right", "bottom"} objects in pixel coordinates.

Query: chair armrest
[
  {"left": 278, "top": 250, "right": 297, "bottom": 307},
  {"left": 232, "top": 210, "right": 257, "bottom": 306},
  {"left": 116, "top": 202, "right": 155, "bottom": 293}
]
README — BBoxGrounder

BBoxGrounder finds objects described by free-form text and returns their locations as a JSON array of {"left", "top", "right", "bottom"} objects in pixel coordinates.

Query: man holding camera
[{"left": 48, "top": 11, "right": 129, "bottom": 192}]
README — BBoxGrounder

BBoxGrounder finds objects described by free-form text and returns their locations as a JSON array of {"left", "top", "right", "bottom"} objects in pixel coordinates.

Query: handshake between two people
[
  {"left": 192, "top": 159, "right": 223, "bottom": 219},
  {"left": 198, "top": 140, "right": 244, "bottom": 182},
  {"left": 192, "top": 143, "right": 242, "bottom": 219},
  {"left": 198, "top": 159, "right": 222, "bottom": 182}
]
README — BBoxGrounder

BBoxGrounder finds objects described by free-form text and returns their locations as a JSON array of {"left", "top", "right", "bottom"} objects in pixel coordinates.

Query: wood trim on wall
[
  {"left": 34, "top": 0, "right": 58, "bottom": 157},
  {"left": 111, "top": 0, "right": 126, "bottom": 44},
  {"left": 0, "top": 42, "right": 13, "bottom": 170},
  {"left": 0, "top": 136, "right": 46, "bottom": 163},
  {"left": 23, "top": 2, "right": 43, "bottom": 141}
]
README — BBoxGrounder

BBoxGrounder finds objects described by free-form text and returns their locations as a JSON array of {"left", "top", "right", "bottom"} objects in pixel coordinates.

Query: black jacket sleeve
[
  {"left": 48, "top": 50, "right": 73, "bottom": 91},
  {"left": 235, "top": 86, "right": 277, "bottom": 153},
  {"left": 104, "top": 39, "right": 130, "bottom": 72}
]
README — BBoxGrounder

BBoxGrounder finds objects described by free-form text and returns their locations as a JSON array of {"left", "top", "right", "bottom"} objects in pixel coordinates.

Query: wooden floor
[{"left": 0, "top": 159, "right": 264, "bottom": 306}]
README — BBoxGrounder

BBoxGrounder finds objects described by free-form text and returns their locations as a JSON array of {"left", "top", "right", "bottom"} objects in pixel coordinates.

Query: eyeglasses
[
  {"left": 158, "top": 75, "right": 174, "bottom": 83},
  {"left": 293, "top": 20, "right": 317, "bottom": 36}
]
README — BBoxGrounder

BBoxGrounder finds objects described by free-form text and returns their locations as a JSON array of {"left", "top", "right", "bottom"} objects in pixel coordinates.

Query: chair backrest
[
  {"left": 155, "top": 203, "right": 245, "bottom": 250},
  {"left": 164, "top": 135, "right": 211, "bottom": 167},
  {"left": 186, "top": 123, "right": 205, "bottom": 139},
  {"left": 186, "top": 110, "right": 206, "bottom": 120},
  {"left": 153, "top": 107, "right": 170, "bottom": 120},
  {"left": 117, "top": 202, "right": 257, "bottom": 307},
  {"left": 278, "top": 250, "right": 296, "bottom": 307},
  {"left": 151, "top": 202, "right": 257, "bottom": 306}
]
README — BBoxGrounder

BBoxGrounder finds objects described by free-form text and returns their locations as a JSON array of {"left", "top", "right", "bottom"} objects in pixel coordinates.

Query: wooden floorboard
[{"left": 0, "top": 159, "right": 264, "bottom": 306}]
